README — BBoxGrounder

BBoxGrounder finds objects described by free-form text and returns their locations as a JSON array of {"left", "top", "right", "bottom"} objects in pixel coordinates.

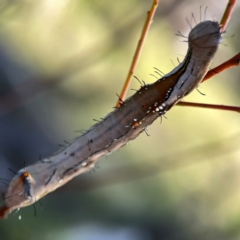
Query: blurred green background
[{"left": 0, "top": 0, "right": 240, "bottom": 239}]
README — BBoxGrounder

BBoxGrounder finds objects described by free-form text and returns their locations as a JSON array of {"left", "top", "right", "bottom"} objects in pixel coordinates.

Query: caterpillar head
[{"left": 188, "top": 20, "right": 222, "bottom": 49}]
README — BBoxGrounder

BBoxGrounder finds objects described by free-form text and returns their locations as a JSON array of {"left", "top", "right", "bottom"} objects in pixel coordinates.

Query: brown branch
[
  {"left": 177, "top": 51, "right": 240, "bottom": 112},
  {"left": 177, "top": 101, "right": 240, "bottom": 113},
  {"left": 116, "top": 0, "right": 159, "bottom": 107},
  {"left": 203, "top": 52, "right": 240, "bottom": 82},
  {"left": 220, "top": 0, "right": 236, "bottom": 32}
]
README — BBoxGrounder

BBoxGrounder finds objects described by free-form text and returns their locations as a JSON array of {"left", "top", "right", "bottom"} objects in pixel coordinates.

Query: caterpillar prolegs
[{"left": 0, "top": 20, "right": 222, "bottom": 219}]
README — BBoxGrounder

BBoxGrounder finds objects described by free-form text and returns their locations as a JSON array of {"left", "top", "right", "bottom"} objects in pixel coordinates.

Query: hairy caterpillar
[{"left": 0, "top": 20, "right": 222, "bottom": 219}]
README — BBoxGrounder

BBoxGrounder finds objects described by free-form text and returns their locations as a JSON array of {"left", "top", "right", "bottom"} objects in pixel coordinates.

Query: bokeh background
[{"left": 0, "top": 0, "right": 240, "bottom": 239}]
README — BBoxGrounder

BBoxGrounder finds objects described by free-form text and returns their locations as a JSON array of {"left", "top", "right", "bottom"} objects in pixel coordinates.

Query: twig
[{"left": 116, "top": 0, "right": 160, "bottom": 107}]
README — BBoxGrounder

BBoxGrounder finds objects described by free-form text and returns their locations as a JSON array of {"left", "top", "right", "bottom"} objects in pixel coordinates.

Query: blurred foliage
[{"left": 0, "top": 0, "right": 240, "bottom": 239}]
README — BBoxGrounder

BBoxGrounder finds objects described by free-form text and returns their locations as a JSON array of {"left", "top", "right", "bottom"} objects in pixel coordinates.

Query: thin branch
[
  {"left": 203, "top": 52, "right": 240, "bottom": 82},
  {"left": 116, "top": 0, "right": 160, "bottom": 107},
  {"left": 177, "top": 101, "right": 240, "bottom": 113},
  {"left": 220, "top": 0, "right": 236, "bottom": 32}
]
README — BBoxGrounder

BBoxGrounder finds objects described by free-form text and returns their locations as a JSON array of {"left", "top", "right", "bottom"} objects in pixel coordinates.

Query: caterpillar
[{"left": 0, "top": 20, "right": 222, "bottom": 219}]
